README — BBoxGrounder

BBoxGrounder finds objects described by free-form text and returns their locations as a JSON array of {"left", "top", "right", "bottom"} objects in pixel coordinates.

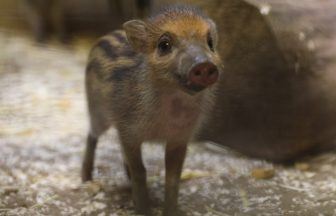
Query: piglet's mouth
[
  {"left": 173, "top": 73, "right": 206, "bottom": 95},
  {"left": 183, "top": 82, "right": 206, "bottom": 94}
]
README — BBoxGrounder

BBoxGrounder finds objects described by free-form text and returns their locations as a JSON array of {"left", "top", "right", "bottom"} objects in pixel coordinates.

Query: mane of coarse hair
[{"left": 148, "top": 4, "right": 207, "bottom": 25}]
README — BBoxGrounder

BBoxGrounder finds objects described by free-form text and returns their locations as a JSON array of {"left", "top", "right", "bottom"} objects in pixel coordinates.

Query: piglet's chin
[{"left": 181, "top": 83, "right": 206, "bottom": 95}]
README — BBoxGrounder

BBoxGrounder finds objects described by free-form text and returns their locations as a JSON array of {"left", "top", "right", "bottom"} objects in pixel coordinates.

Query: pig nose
[{"left": 188, "top": 62, "right": 219, "bottom": 87}]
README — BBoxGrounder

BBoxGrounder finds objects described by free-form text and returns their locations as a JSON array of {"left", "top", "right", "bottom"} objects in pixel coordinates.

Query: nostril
[
  {"left": 194, "top": 71, "right": 201, "bottom": 76},
  {"left": 188, "top": 62, "right": 219, "bottom": 87}
]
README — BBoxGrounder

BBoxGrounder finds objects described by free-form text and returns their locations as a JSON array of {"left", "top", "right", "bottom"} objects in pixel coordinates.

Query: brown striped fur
[{"left": 82, "top": 6, "right": 222, "bottom": 216}]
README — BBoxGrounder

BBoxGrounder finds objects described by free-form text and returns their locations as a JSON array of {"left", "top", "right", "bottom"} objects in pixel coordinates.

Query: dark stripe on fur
[
  {"left": 97, "top": 37, "right": 137, "bottom": 59},
  {"left": 108, "top": 61, "right": 142, "bottom": 82},
  {"left": 86, "top": 59, "right": 101, "bottom": 72},
  {"left": 120, "top": 46, "right": 138, "bottom": 58},
  {"left": 113, "top": 31, "right": 127, "bottom": 44},
  {"left": 96, "top": 40, "right": 118, "bottom": 59},
  {"left": 87, "top": 60, "right": 106, "bottom": 81}
]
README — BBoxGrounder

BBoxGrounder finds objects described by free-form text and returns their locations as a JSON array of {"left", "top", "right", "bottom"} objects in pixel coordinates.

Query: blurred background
[
  {"left": 0, "top": 0, "right": 148, "bottom": 40},
  {"left": 1, "top": 0, "right": 336, "bottom": 215}
]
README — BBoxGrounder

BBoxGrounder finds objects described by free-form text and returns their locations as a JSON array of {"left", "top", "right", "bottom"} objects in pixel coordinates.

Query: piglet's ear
[
  {"left": 207, "top": 19, "right": 218, "bottom": 49},
  {"left": 123, "top": 20, "right": 149, "bottom": 53}
]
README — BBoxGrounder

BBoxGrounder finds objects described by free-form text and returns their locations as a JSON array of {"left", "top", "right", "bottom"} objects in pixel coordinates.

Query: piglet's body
[{"left": 82, "top": 6, "right": 222, "bottom": 215}]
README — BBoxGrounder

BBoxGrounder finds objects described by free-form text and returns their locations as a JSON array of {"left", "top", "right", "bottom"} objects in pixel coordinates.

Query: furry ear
[
  {"left": 123, "top": 20, "right": 149, "bottom": 52},
  {"left": 207, "top": 19, "right": 218, "bottom": 49}
]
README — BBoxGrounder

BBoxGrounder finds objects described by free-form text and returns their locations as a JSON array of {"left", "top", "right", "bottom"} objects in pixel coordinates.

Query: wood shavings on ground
[
  {"left": 251, "top": 168, "right": 275, "bottom": 180},
  {"left": 1, "top": 29, "right": 336, "bottom": 215},
  {"left": 181, "top": 169, "right": 213, "bottom": 181},
  {"left": 295, "top": 163, "right": 310, "bottom": 171}
]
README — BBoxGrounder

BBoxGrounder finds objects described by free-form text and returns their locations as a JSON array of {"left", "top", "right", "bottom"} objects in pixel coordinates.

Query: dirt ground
[{"left": 1, "top": 28, "right": 336, "bottom": 215}]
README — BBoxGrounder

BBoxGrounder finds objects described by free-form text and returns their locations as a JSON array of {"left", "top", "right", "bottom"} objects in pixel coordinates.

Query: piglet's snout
[{"left": 188, "top": 62, "right": 219, "bottom": 87}]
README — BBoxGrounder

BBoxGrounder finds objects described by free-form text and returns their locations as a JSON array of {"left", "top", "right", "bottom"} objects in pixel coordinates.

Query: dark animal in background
[
  {"left": 22, "top": 0, "right": 67, "bottom": 42},
  {"left": 22, "top": 0, "right": 151, "bottom": 42},
  {"left": 107, "top": 0, "right": 151, "bottom": 22},
  {"left": 108, "top": 0, "right": 151, "bottom": 19},
  {"left": 82, "top": 6, "right": 222, "bottom": 215},
  {"left": 152, "top": 0, "right": 336, "bottom": 162}
]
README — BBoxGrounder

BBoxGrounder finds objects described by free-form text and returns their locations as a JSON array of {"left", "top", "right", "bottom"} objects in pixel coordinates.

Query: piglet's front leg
[
  {"left": 120, "top": 135, "right": 150, "bottom": 215},
  {"left": 164, "top": 142, "right": 187, "bottom": 216}
]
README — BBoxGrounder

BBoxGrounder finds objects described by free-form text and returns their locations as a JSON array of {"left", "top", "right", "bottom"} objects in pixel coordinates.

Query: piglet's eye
[
  {"left": 158, "top": 34, "right": 172, "bottom": 55},
  {"left": 207, "top": 32, "right": 214, "bottom": 52}
]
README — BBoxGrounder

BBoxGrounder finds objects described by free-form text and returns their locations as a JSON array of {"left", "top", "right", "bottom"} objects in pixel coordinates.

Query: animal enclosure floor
[{"left": 1, "top": 32, "right": 336, "bottom": 216}]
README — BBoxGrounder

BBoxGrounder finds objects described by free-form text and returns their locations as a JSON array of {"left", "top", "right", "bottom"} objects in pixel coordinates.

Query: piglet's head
[{"left": 123, "top": 6, "right": 223, "bottom": 94}]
